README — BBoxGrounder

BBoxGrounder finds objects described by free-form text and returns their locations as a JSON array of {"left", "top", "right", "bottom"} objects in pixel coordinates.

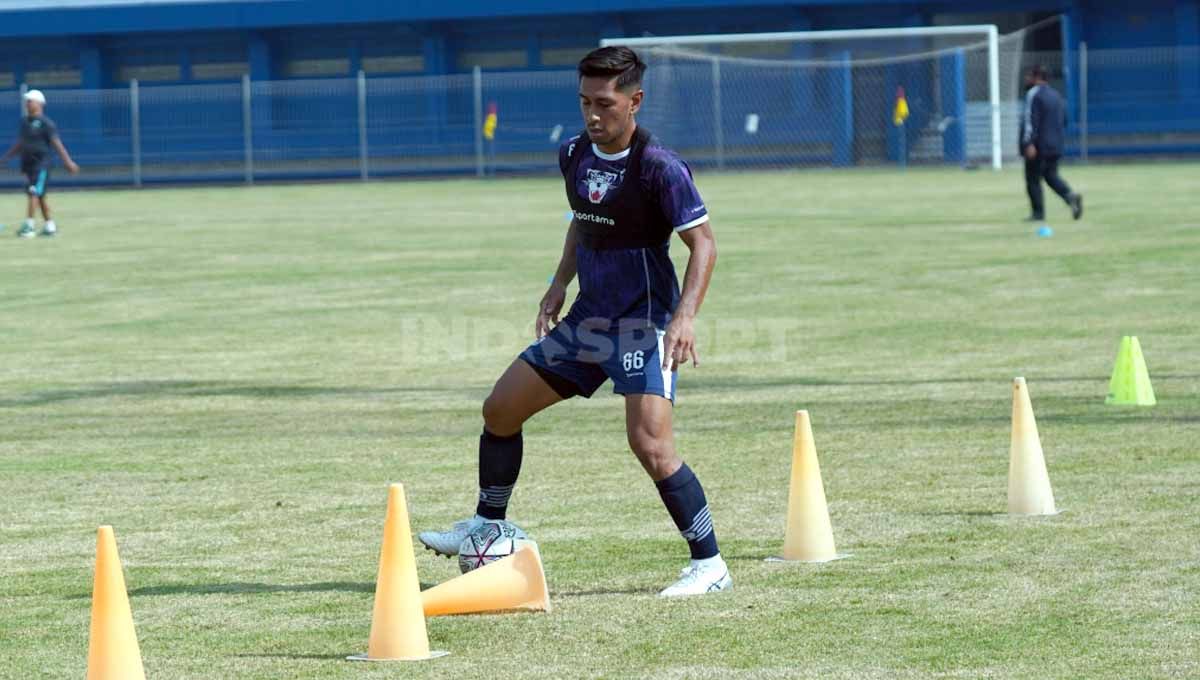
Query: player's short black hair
[
  {"left": 578, "top": 46, "right": 646, "bottom": 90},
  {"left": 1029, "top": 64, "right": 1049, "bottom": 80}
]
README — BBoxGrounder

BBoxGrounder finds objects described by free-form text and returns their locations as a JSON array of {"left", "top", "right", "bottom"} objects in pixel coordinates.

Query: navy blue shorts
[
  {"left": 21, "top": 160, "right": 49, "bottom": 197},
  {"left": 520, "top": 319, "right": 677, "bottom": 402}
]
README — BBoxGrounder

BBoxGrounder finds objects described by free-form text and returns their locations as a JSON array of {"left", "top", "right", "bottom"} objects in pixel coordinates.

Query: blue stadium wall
[{"left": 0, "top": 0, "right": 1197, "bottom": 183}]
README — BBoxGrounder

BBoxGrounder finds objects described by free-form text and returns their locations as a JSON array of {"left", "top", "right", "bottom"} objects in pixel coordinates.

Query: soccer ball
[{"left": 457, "top": 520, "right": 529, "bottom": 574}]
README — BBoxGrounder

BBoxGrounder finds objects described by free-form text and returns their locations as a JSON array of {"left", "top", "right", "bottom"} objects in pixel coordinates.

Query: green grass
[{"left": 1, "top": 164, "right": 1197, "bottom": 679}]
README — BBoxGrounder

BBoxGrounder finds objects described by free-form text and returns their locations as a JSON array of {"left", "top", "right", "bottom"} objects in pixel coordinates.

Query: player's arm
[
  {"left": 0, "top": 139, "right": 18, "bottom": 162},
  {"left": 662, "top": 221, "right": 716, "bottom": 370},
  {"left": 51, "top": 136, "right": 79, "bottom": 174},
  {"left": 1024, "top": 92, "right": 1041, "bottom": 159},
  {"left": 535, "top": 218, "right": 579, "bottom": 338}
]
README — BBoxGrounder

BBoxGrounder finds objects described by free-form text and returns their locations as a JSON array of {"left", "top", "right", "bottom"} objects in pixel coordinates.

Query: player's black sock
[
  {"left": 476, "top": 429, "right": 522, "bottom": 520},
  {"left": 655, "top": 463, "right": 719, "bottom": 560}
]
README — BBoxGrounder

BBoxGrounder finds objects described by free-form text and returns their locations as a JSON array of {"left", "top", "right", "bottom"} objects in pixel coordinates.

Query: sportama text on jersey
[{"left": 558, "top": 128, "right": 708, "bottom": 331}]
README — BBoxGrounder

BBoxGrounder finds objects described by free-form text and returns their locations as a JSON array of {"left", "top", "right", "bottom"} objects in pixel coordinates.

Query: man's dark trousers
[{"left": 1025, "top": 154, "right": 1072, "bottom": 219}]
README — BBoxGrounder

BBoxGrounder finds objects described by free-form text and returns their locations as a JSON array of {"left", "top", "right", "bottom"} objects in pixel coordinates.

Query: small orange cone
[
  {"left": 1008, "top": 378, "right": 1058, "bottom": 515},
  {"left": 769, "top": 410, "right": 847, "bottom": 563},
  {"left": 87, "top": 526, "right": 146, "bottom": 680},
  {"left": 422, "top": 543, "right": 550, "bottom": 617},
  {"left": 349, "top": 484, "right": 447, "bottom": 662}
]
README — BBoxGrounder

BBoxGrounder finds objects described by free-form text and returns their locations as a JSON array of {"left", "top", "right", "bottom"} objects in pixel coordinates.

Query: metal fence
[
  {"left": 5, "top": 68, "right": 581, "bottom": 187},
  {"left": 4, "top": 44, "right": 1198, "bottom": 189},
  {"left": 1026, "top": 45, "right": 1200, "bottom": 159}
]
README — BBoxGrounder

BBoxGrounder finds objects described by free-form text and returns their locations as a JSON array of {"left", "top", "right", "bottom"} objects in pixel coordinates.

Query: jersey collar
[{"left": 592, "top": 143, "right": 631, "bottom": 161}]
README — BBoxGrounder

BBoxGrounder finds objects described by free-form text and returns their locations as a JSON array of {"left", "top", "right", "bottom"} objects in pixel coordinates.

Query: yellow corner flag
[
  {"left": 893, "top": 86, "right": 909, "bottom": 127},
  {"left": 483, "top": 102, "right": 498, "bottom": 141}
]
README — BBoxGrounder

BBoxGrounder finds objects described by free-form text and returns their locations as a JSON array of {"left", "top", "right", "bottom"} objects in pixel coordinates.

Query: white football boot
[
  {"left": 418, "top": 515, "right": 485, "bottom": 557},
  {"left": 659, "top": 556, "right": 733, "bottom": 598}
]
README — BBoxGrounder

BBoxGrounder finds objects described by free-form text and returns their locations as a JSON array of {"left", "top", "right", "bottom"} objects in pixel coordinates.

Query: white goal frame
[{"left": 602, "top": 25, "right": 1003, "bottom": 170}]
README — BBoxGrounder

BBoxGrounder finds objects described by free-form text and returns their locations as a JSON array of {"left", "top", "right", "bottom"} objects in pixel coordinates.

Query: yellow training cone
[
  {"left": 1106, "top": 336, "right": 1156, "bottom": 406},
  {"left": 769, "top": 410, "right": 846, "bottom": 562},
  {"left": 422, "top": 543, "right": 550, "bottom": 617},
  {"left": 1008, "top": 378, "right": 1058, "bottom": 515},
  {"left": 349, "top": 484, "right": 447, "bottom": 662},
  {"left": 87, "top": 526, "right": 146, "bottom": 680}
]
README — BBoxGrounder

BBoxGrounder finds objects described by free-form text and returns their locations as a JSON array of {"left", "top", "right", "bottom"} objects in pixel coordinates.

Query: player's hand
[
  {"left": 66, "top": 160, "right": 80, "bottom": 174},
  {"left": 1024, "top": 145, "right": 1037, "bottom": 160},
  {"left": 662, "top": 315, "right": 699, "bottom": 371},
  {"left": 536, "top": 282, "right": 566, "bottom": 339}
]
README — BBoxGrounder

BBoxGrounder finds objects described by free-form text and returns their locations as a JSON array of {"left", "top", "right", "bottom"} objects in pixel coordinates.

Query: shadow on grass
[
  {"left": 691, "top": 375, "right": 1104, "bottom": 391},
  {"left": 912, "top": 510, "right": 1007, "bottom": 517},
  {"left": 8, "top": 376, "right": 1196, "bottom": 409},
  {"left": 691, "top": 374, "right": 1200, "bottom": 392},
  {"left": 1036, "top": 413, "right": 1200, "bottom": 424},
  {"left": 558, "top": 586, "right": 657, "bottom": 598},
  {"left": 0, "top": 380, "right": 475, "bottom": 408},
  {"left": 782, "top": 405, "right": 1197, "bottom": 428},
  {"left": 725, "top": 553, "right": 777, "bottom": 562},
  {"left": 74, "top": 580, "right": 426, "bottom": 599},
  {"left": 129, "top": 581, "right": 382, "bottom": 597},
  {"left": 234, "top": 653, "right": 348, "bottom": 660}
]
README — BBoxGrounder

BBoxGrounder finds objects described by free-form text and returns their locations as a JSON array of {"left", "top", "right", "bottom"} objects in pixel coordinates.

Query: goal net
[{"left": 602, "top": 21, "right": 1054, "bottom": 171}]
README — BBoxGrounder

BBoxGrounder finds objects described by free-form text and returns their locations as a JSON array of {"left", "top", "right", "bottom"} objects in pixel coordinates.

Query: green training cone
[{"left": 1106, "top": 336, "right": 1156, "bottom": 406}]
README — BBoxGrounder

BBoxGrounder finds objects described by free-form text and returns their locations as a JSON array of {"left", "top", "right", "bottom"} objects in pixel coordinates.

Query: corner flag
[
  {"left": 893, "top": 86, "right": 909, "bottom": 127},
  {"left": 483, "top": 102, "right": 498, "bottom": 141}
]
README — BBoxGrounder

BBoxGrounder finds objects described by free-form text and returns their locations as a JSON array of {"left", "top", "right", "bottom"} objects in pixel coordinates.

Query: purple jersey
[{"left": 558, "top": 132, "right": 709, "bottom": 330}]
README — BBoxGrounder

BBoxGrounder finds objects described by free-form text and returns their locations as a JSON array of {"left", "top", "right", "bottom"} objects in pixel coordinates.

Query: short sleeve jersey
[
  {"left": 558, "top": 131, "right": 709, "bottom": 330},
  {"left": 18, "top": 115, "right": 58, "bottom": 161}
]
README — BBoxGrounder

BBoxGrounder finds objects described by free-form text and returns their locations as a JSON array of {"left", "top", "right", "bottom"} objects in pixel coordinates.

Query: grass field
[{"left": 1, "top": 163, "right": 1198, "bottom": 679}]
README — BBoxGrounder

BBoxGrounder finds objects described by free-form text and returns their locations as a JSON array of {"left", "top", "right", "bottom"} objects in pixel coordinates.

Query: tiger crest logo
[{"left": 586, "top": 169, "right": 619, "bottom": 204}]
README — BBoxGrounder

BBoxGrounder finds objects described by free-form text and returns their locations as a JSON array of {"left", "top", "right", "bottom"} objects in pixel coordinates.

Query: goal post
[{"left": 601, "top": 25, "right": 1004, "bottom": 171}]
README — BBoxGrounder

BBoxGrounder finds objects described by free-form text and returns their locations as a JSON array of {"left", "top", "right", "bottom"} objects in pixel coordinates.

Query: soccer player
[
  {"left": 1, "top": 89, "right": 79, "bottom": 238},
  {"left": 419, "top": 46, "right": 729, "bottom": 597},
  {"left": 1019, "top": 65, "right": 1082, "bottom": 222}
]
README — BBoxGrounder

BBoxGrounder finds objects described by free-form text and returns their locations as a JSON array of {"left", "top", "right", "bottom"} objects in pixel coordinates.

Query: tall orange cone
[
  {"left": 422, "top": 543, "right": 550, "bottom": 617},
  {"left": 349, "top": 484, "right": 447, "bottom": 662},
  {"left": 87, "top": 526, "right": 146, "bottom": 680},
  {"left": 769, "top": 410, "right": 846, "bottom": 562},
  {"left": 1008, "top": 378, "right": 1058, "bottom": 515}
]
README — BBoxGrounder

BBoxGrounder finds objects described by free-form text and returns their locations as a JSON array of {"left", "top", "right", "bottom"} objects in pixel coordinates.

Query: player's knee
[
  {"left": 481, "top": 393, "right": 504, "bottom": 428},
  {"left": 628, "top": 432, "right": 674, "bottom": 473},
  {"left": 481, "top": 392, "right": 521, "bottom": 436}
]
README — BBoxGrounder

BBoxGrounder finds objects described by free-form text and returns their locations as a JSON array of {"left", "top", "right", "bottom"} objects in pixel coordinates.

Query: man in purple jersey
[{"left": 419, "top": 46, "right": 728, "bottom": 597}]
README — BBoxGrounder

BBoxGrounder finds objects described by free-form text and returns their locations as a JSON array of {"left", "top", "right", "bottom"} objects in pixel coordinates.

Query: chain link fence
[
  {"left": 5, "top": 42, "right": 1198, "bottom": 188},
  {"left": 1026, "top": 45, "right": 1200, "bottom": 159}
]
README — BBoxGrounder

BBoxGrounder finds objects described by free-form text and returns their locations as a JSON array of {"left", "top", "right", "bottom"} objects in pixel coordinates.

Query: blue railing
[{"left": 2, "top": 45, "right": 1198, "bottom": 188}]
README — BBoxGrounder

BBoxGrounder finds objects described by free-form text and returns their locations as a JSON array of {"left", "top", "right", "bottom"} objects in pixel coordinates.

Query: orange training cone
[
  {"left": 1008, "top": 378, "right": 1058, "bottom": 515},
  {"left": 769, "top": 410, "right": 846, "bottom": 562},
  {"left": 422, "top": 543, "right": 550, "bottom": 617},
  {"left": 349, "top": 484, "right": 447, "bottom": 662},
  {"left": 87, "top": 526, "right": 146, "bottom": 680}
]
